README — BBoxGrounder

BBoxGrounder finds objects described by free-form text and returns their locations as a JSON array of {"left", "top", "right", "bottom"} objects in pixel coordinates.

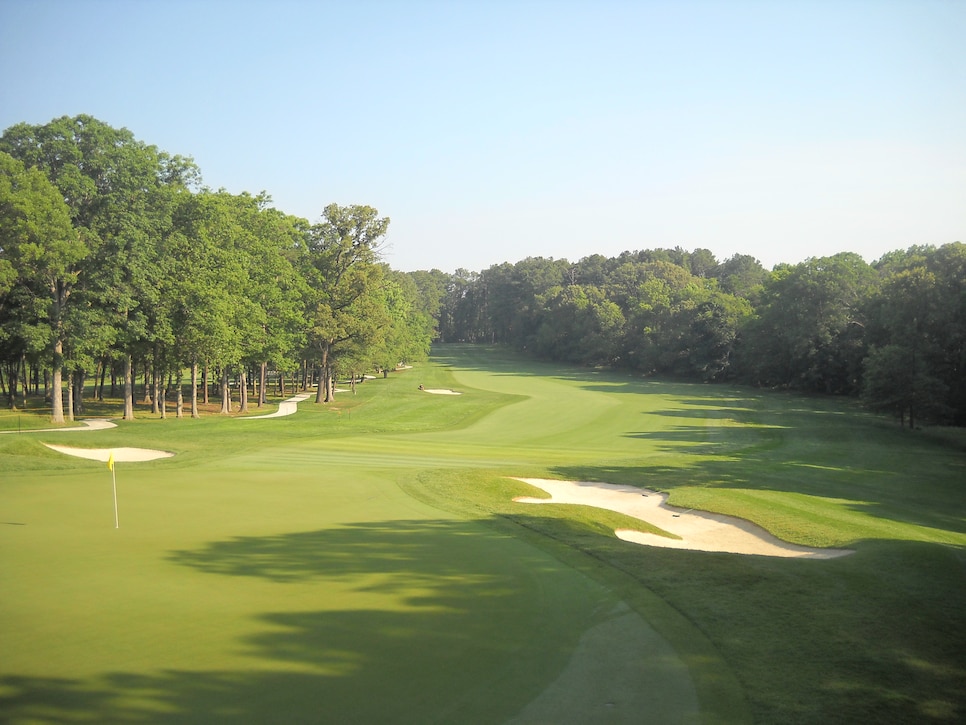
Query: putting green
[{"left": 0, "top": 354, "right": 722, "bottom": 723}]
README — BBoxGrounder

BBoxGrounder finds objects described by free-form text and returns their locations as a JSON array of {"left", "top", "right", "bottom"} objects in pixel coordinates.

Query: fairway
[{"left": 2, "top": 345, "right": 964, "bottom": 723}]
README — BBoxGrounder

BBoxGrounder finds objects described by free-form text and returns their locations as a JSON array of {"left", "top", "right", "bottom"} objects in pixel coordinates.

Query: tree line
[
  {"left": 411, "top": 242, "right": 965, "bottom": 427},
  {"left": 3, "top": 115, "right": 962, "bottom": 429},
  {"left": 0, "top": 115, "right": 435, "bottom": 422}
]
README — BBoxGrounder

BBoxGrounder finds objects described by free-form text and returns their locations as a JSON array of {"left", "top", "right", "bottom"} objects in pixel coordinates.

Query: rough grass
[{"left": 2, "top": 346, "right": 964, "bottom": 723}]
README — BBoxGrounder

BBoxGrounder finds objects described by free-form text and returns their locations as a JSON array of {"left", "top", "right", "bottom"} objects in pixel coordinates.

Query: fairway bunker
[
  {"left": 44, "top": 444, "right": 175, "bottom": 463},
  {"left": 512, "top": 478, "right": 853, "bottom": 559},
  {"left": 421, "top": 388, "right": 462, "bottom": 395}
]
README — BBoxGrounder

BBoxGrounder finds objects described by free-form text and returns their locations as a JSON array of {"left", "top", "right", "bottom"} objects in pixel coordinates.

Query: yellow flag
[{"left": 107, "top": 451, "right": 115, "bottom": 472}]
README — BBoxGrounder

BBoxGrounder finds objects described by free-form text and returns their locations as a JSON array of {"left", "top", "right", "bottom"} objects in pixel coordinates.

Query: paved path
[
  {"left": 0, "top": 418, "right": 117, "bottom": 434},
  {"left": 239, "top": 393, "right": 312, "bottom": 419}
]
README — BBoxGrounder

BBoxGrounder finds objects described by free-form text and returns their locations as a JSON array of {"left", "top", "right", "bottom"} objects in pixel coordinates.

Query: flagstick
[{"left": 110, "top": 455, "right": 119, "bottom": 529}]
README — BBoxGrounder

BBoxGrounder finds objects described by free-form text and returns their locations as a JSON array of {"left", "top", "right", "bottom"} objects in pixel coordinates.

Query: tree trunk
[
  {"left": 6, "top": 363, "right": 17, "bottom": 409},
  {"left": 176, "top": 373, "right": 183, "bottom": 419},
  {"left": 51, "top": 340, "right": 65, "bottom": 423},
  {"left": 142, "top": 360, "right": 151, "bottom": 405},
  {"left": 20, "top": 355, "right": 27, "bottom": 409},
  {"left": 98, "top": 358, "right": 107, "bottom": 401},
  {"left": 203, "top": 363, "right": 209, "bottom": 405},
  {"left": 151, "top": 351, "right": 161, "bottom": 414},
  {"left": 315, "top": 365, "right": 325, "bottom": 403},
  {"left": 66, "top": 373, "right": 74, "bottom": 422},
  {"left": 258, "top": 362, "right": 267, "bottom": 406},
  {"left": 123, "top": 354, "right": 135, "bottom": 420},
  {"left": 239, "top": 367, "right": 249, "bottom": 413},
  {"left": 73, "top": 369, "right": 85, "bottom": 416},
  {"left": 190, "top": 360, "right": 200, "bottom": 419},
  {"left": 220, "top": 368, "right": 231, "bottom": 414}
]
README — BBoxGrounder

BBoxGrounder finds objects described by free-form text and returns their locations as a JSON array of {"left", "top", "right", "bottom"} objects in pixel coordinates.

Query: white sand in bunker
[
  {"left": 44, "top": 444, "right": 175, "bottom": 462},
  {"left": 512, "top": 478, "right": 853, "bottom": 559},
  {"left": 421, "top": 389, "right": 462, "bottom": 395}
]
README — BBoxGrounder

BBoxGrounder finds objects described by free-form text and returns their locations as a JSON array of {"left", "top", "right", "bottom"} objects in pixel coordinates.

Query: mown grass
[
  {"left": 2, "top": 346, "right": 964, "bottom": 723},
  {"left": 407, "top": 346, "right": 966, "bottom": 723}
]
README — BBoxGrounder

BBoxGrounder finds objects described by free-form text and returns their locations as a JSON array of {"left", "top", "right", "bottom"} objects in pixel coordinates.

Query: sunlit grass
[{"left": 2, "top": 345, "right": 964, "bottom": 723}]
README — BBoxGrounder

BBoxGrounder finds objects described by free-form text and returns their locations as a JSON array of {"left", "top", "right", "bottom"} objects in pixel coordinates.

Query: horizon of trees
[
  {"left": 0, "top": 115, "right": 435, "bottom": 422},
  {"left": 413, "top": 242, "right": 965, "bottom": 428},
  {"left": 2, "top": 114, "right": 963, "bottom": 429}
]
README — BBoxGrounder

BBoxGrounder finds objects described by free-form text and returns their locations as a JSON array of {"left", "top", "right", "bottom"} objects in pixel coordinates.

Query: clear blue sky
[{"left": 2, "top": 0, "right": 963, "bottom": 273}]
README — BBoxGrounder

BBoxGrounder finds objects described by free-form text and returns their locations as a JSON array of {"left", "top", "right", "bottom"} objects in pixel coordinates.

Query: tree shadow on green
[
  {"left": 2, "top": 518, "right": 674, "bottom": 724},
  {"left": 558, "top": 393, "right": 966, "bottom": 536},
  {"left": 404, "top": 468, "right": 966, "bottom": 724}
]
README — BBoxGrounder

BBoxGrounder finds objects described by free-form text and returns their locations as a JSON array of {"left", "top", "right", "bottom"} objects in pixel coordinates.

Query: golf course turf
[{"left": 1, "top": 344, "right": 964, "bottom": 723}]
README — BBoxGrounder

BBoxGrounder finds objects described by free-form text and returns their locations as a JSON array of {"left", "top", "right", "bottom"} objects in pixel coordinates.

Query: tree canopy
[
  {"left": 434, "top": 244, "right": 965, "bottom": 427},
  {"left": 2, "top": 114, "right": 962, "bottom": 428},
  {"left": 0, "top": 116, "right": 433, "bottom": 419}
]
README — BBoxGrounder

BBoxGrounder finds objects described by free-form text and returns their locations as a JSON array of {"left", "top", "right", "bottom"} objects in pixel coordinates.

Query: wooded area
[
  {"left": 1, "top": 115, "right": 963, "bottom": 427},
  {"left": 413, "top": 241, "right": 965, "bottom": 427},
  {"left": 0, "top": 116, "right": 435, "bottom": 421}
]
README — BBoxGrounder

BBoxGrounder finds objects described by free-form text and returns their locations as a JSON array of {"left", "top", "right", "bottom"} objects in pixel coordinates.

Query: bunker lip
[
  {"left": 44, "top": 444, "right": 175, "bottom": 462},
  {"left": 512, "top": 478, "right": 853, "bottom": 559},
  {"left": 422, "top": 388, "right": 462, "bottom": 395}
]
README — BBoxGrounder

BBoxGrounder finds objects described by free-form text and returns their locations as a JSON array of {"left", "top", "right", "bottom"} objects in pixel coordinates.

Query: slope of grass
[
  {"left": 411, "top": 346, "right": 966, "bottom": 723},
  {"left": 2, "top": 346, "right": 965, "bottom": 723},
  {"left": 0, "top": 364, "right": 707, "bottom": 724}
]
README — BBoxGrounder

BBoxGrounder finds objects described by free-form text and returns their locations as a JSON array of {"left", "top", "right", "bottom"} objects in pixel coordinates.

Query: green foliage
[
  {"left": 0, "top": 116, "right": 435, "bottom": 417},
  {"left": 433, "top": 244, "right": 964, "bottom": 426},
  {"left": 0, "top": 151, "right": 84, "bottom": 418}
]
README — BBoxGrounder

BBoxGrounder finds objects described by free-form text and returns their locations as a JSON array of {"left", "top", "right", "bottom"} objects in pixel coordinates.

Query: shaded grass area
[
  {"left": 0, "top": 468, "right": 631, "bottom": 723},
  {"left": 0, "top": 364, "right": 698, "bottom": 723},
  {"left": 401, "top": 470, "right": 749, "bottom": 724},
  {"left": 410, "top": 346, "right": 966, "bottom": 723},
  {"left": 402, "top": 469, "right": 965, "bottom": 724},
  {"left": 3, "top": 345, "right": 965, "bottom": 723}
]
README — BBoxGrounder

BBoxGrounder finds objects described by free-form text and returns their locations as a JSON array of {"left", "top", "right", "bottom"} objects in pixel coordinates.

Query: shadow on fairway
[
  {"left": 1, "top": 518, "right": 698, "bottom": 723},
  {"left": 552, "top": 450, "right": 966, "bottom": 537},
  {"left": 552, "top": 386, "right": 966, "bottom": 538}
]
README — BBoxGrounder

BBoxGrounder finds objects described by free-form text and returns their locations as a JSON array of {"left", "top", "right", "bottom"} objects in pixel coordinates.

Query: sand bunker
[
  {"left": 240, "top": 393, "right": 312, "bottom": 419},
  {"left": 422, "top": 389, "right": 462, "bottom": 395},
  {"left": 513, "top": 478, "right": 852, "bottom": 559},
  {"left": 44, "top": 444, "right": 174, "bottom": 463}
]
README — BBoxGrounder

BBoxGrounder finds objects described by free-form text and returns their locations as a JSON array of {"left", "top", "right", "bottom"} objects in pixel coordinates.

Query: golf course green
[{"left": 1, "top": 345, "right": 964, "bottom": 723}]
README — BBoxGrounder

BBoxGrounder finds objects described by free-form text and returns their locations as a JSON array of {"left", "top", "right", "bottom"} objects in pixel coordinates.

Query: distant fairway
[{"left": 2, "top": 345, "right": 964, "bottom": 723}]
